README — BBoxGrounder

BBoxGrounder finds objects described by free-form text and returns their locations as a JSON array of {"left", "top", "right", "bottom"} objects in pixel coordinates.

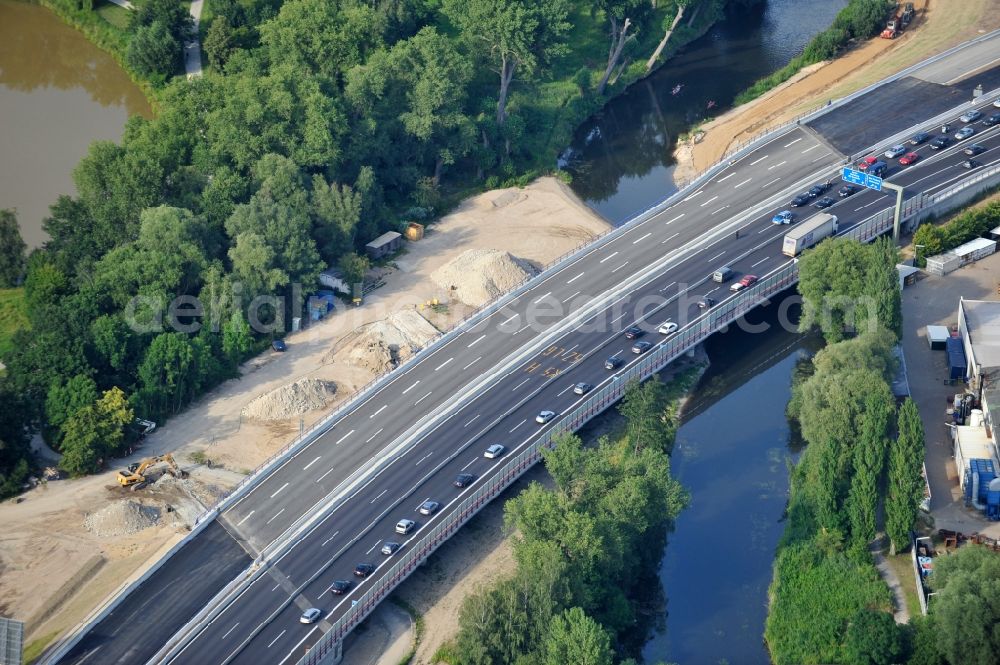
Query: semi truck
[{"left": 782, "top": 213, "right": 838, "bottom": 257}]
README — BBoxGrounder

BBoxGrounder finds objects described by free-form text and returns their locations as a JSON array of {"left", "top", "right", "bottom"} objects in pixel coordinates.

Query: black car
[
  {"left": 814, "top": 197, "right": 835, "bottom": 209},
  {"left": 623, "top": 325, "right": 644, "bottom": 339},
  {"left": 454, "top": 473, "right": 476, "bottom": 488},
  {"left": 961, "top": 160, "right": 982, "bottom": 170},
  {"left": 838, "top": 184, "right": 858, "bottom": 198},
  {"left": 697, "top": 297, "right": 716, "bottom": 309},
  {"left": 354, "top": 563, "right": 375, "bottom": 578},
  {"left": 929, "top": 136, "right": 950, "bottom": 150},
  {"left": 807, "top": 182, "right": 832, "bottom": 198},
  {"left": 964, "top": 144, "right": 986, "bottom": 156},
  {"left": 604, "top": 356, "right": 623, "bottom": 370},
  {"left": 271, "top": 339, "right": 287, "bottom": 352},
  {"left": 909, "top": 131, "right": 931, "bottom": 145},
  {"left": 984, "top": 113, "right": 1000, "bottom": 127},
  {"left": 329, "top": 580, "right": 352, "bottom": 595},
  {"left": 631, "top": 341, "right": 652, "bottom": 354},
  {"left": 790, "top": 194, "right": 812, "bottom": 207}
]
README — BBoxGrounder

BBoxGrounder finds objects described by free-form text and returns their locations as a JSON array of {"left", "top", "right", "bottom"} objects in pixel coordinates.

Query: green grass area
[
  {"left": 0, "top": 288, "right": 28, "bottom": 361},
  {"left": 887, "top": 552, "right": 922, "bottom": 618},
  {"left": 23, "top": 631, "right": 60, "bottom": 665},
  {"left": 95, "top": 0, "right": 131, "bottom": 30}
]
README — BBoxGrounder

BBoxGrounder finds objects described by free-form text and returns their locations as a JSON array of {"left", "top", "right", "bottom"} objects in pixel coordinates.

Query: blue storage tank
[
  {"left": 946, "top": 337, "right": 967, "bottom": 381},
  {"left": 987, "top": 478, "right": 1000, "bottom": 520}
]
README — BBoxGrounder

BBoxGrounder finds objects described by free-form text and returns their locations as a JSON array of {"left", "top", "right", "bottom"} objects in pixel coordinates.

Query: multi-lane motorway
[
  {"left": 170, "top": 100, "right": 1000, "bottom": 665},
  {"left": 56, "top": 31, "right": 1000, "bottom": 665}
]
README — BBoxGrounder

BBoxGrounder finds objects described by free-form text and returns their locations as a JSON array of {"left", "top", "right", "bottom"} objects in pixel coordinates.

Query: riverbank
[
  {"left": 672, "top": 0, "right": 1000, "bottom": 184},
  {"left": 0, "top": 176, "right": 611, "bottom": 655},
  {"left": 383, "top": 357, "right": 708, "bottom": 665}
]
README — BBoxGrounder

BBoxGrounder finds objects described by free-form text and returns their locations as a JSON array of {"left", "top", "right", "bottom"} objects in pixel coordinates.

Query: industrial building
[{"left": 950, "top": 299, "right": 1000, "bottom": 519}]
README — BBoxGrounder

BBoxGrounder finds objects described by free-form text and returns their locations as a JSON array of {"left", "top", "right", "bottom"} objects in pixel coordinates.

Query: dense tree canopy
[
  {"left": 930, "top": 545, "right": 1000, "bottom": 665},
  {"left": 0, "top": 0, "right": 723, "bottom": 486},
  {"left": 0, "top": 210, "right": 26, "bottom": 287}
]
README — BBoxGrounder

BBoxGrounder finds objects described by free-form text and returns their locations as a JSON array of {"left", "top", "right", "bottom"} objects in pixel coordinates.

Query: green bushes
[
  {"left": 448, "top": 374, "right": 692, "bottom": 663},
  {"left": 767, "top": 543, "right": 893, "bottom": 664},
  {"left": 735, "top": 0, "right": 892, "bottom": 105},
  {"left": 766, "top": 239, "right": 906, "bottom": 664},
  {"left": 912, "top": 200, "right": 1000, "bottom": 266}
]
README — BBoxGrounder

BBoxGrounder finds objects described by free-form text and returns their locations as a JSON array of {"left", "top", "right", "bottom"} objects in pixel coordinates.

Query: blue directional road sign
[{"left": 842, "top": 167, "right": 882, "bottom": 192}]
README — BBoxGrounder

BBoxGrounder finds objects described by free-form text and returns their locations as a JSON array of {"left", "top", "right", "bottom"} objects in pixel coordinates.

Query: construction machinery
[
  {"left": 881, "top": 2, "right": 915, "bottom": 39},
  {"left": 116, "top": 454, "right": 185, "bottom": 490}
]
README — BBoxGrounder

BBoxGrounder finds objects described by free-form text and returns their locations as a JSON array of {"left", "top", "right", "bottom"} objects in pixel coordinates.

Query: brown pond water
[{"left": 0, "top": 0, "right": 150, "bottom": 248}]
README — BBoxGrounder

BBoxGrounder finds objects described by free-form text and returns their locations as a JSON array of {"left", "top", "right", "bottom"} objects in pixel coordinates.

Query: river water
[
  {"left": 561, "top": 0, "right": 847, "bottom": 224},
  {"left": 0, "top": 0, "right": 150, "bottom": 248},
  {"left": 645, "top": 300, "right": 821, "bottom": 664}
]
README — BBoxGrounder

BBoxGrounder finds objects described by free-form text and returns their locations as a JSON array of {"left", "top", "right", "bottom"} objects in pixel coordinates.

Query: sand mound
[
  {"left": 242, "top": 378, "right": 338, "bottom": 422},
  {"left": 431, "top": 249, "right": 536, "bottom": 308},
  {"left": 328, "top": 310, "right": 439, "bottom": 374},
  {"left": 83, "top": 500, "right": 160, "bottom": 538}
]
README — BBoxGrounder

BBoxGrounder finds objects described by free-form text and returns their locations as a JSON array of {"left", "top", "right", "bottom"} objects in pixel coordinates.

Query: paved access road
[
  {"left": 56, "top": 31, "right": 1000, "bottom": 665},
  {"left": 168, "top": 98, "right": 1000, "bottom": 665}
]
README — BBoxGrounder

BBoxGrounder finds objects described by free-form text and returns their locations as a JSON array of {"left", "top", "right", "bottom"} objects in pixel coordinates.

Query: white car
[
  {"left": 658, "top": 321, "right": 678, "bottom": 335},
  {"left": 484, "top": 444, "right": 505, "bottom": 459},
  {"left": 300, "top": 608, "right": 322, "bottom": 624},
  {"left": 535, "top": 410, "right": 556, "bottom": 424},
  {"left": 994, "top": 97, "right": 1000, "bottom": 108},
  {"left": 883, "top": 144, "right": 906, "bottom": 158},
  {"left": 395, "top": 519, "right": 416, "bottom": 535}
]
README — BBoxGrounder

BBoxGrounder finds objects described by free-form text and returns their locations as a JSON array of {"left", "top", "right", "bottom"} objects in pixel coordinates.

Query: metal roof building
[{"left": 0, "top": 617, "right": 23, "bottom": 665}]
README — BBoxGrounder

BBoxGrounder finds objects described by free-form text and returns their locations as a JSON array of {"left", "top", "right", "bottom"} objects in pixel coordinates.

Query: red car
[
  {"left": 857, "top": 155, "right": 878, "bottom": 171},
  {"left": 899, "top": 152, "right": 921, "bottom": 166},
  {"left": 730, "top": 275, "right": 758, "bottom": 292}
]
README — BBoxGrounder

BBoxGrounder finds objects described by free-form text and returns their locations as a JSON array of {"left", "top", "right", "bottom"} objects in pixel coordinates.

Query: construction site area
[{"left": 0, "top": 176, "right": 610, "bottom": 659}]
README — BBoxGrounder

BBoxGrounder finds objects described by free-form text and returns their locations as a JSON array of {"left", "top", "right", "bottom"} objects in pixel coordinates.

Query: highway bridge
[{"left": 51, "top": 31, "right": 1000, "bottom": 665}]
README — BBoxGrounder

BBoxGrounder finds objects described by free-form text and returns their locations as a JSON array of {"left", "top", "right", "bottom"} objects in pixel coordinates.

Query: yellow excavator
[{"left": 116, "top": 454, "right": 186, "bottom": 490}]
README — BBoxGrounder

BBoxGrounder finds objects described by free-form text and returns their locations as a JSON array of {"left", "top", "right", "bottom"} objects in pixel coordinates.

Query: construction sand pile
[
  {"left": 328, "top": 310, "right": 439, "bottom": 374},
  {"left": 431, "top": 249, "right": 536, "bottom": 308},
  {"left": 242, "top": 378, "right": 338, "bottom": 422},
  {"left": 83, "top": 500, "right": 161, "bottom": 538}
]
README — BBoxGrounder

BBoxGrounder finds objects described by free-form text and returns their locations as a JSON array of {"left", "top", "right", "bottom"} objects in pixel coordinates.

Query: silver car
[
  {"left": 883, "top": 144, "right": 906, "bottom": 158},
  {"left": 300, "top": 608, "right": 321, "bottom": 624},
  {"left": 418, "top": 500, "right": 440, "bottom": 516},
  {"left": 535, "top": 410, "right": 556, "bottom": 424},
  {"left": 395, "top": 519, "right": 416, "bottom": 535},
  {"left": 484, "top": 444, "right": 506, "bottom": 459},
  {"left": 954, "top": 126, "right": 975, "bottom": 140}
]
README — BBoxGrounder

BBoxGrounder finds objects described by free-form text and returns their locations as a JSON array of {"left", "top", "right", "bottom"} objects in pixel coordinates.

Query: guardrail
[
  {"left": 295, "top": 258, "right": 803, "bottom": 665},
  {"left": 295, "top": 131, "right": 1000, "bottom": 665},
  {"left": 46, "top": 30, "right": 1000, "bottom": 665}
]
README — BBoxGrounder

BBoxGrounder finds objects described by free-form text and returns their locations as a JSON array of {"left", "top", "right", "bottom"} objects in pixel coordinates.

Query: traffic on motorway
[{"left": 164, "top": 94, "right": 1000, "bottom": 665}]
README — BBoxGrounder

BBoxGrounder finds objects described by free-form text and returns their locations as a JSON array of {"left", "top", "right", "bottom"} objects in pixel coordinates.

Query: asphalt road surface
[
  {"left": 168, "top": 97, "right": 1000, "bottom": 665},
  {"left": 56, "top": 34, "right": 1000, "bottom": 665}
]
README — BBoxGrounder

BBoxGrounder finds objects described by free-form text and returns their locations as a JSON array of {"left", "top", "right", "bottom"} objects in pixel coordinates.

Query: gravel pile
[
  {"left": 83, "top": 500, "right": 161, "bottom": 538},
  {"left": 328, "top": 310, "right": 439, "bottom": 374},
  {"left": 242, "top": 378, "right": 338, "bottom": 422},
  {"left": 431, "top": 249, "right": 536, "bottom": 307}
]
